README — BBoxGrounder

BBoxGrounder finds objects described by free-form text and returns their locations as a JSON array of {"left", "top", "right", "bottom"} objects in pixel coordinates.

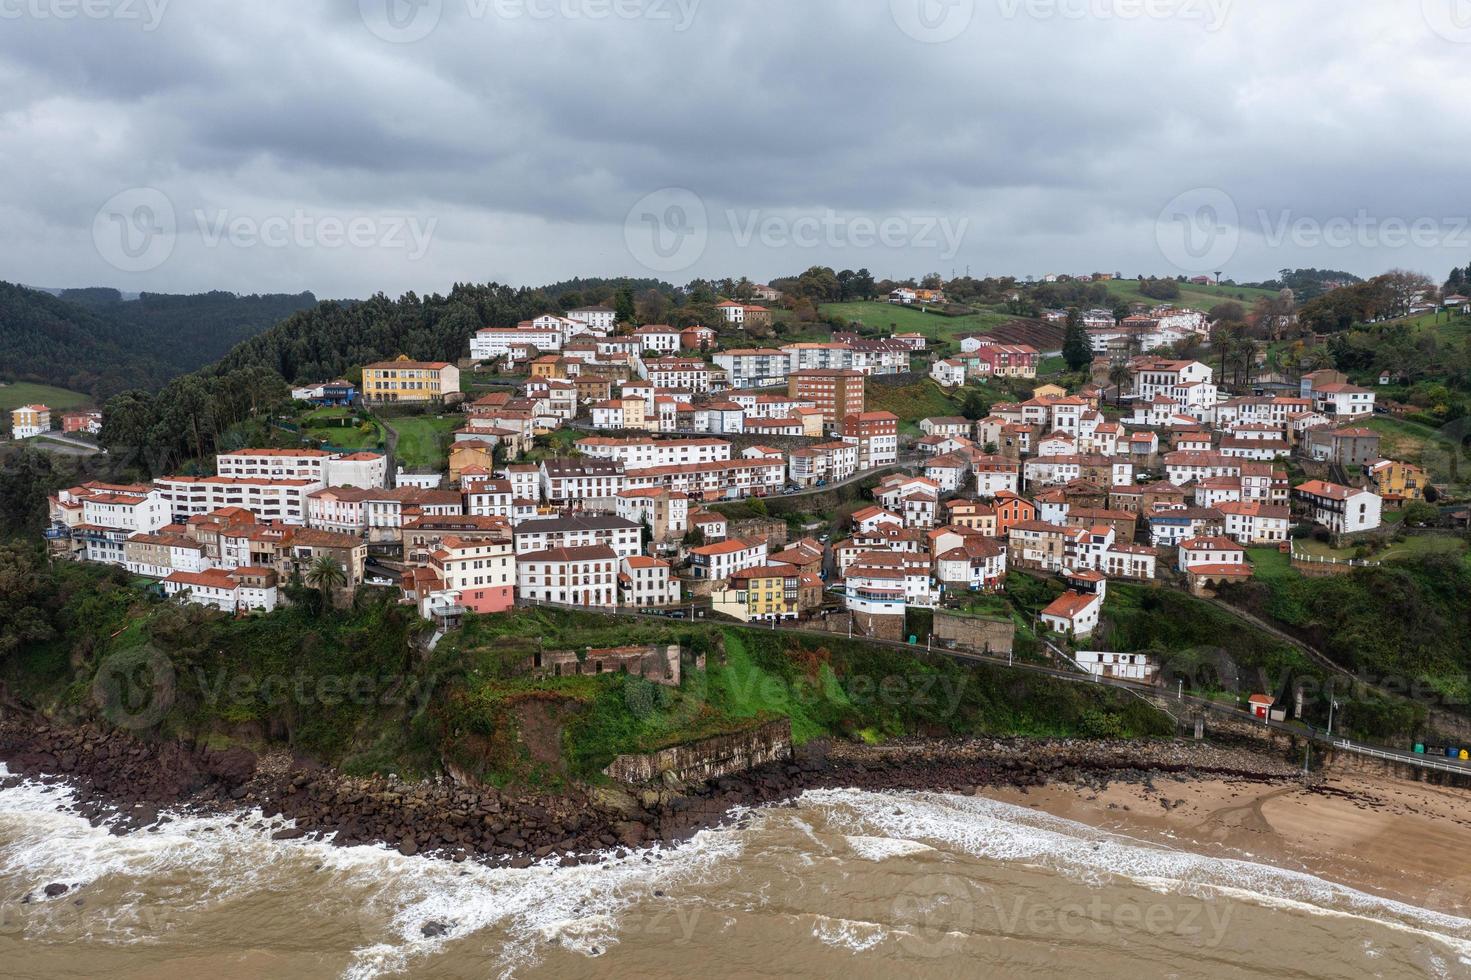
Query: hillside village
[{"left": 19, "top": 281, "right": 1451, "bottom": 684}]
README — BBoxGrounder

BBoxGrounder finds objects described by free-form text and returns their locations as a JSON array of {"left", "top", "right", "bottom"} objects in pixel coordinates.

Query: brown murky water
[{"left": 1, "top": 769, "right": 1468, "bottom": 979}]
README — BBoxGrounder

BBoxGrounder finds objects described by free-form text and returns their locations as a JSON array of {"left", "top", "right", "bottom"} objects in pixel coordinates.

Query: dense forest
[
  {"left": 208, "top": 278, "right": 679, "bottom": 384},
  {"left": 0, "top": 283, "right": 315, "bottom": 399}
]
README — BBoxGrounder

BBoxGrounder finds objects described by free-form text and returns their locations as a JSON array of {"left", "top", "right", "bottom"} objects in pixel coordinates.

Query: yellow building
[
  {"left": 711, "top": 565, "right": 800, "bottom": 622},
  {"left": 10, "top": 404, "right": 50, "bottom": 439},
  {"left": 361, "top": 356, "right": 460, "bottom": 403},
  {"left": 1364, "top": 459, "right": 1429, "bottom": 505},
  {"left": 448, "top": 440, "right": 498, "bottom": 483},
  {"left": 1031, "top": 383, "right": 1067, "bottom": 400}
]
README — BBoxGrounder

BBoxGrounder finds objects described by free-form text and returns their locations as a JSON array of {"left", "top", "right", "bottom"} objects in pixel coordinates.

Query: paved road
[{"left": 29, "top": 433, "right": 103, "bottom": 455}]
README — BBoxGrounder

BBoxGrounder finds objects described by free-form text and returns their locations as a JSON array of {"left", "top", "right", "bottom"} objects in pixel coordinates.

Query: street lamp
[{"left": 1327, "top": 698, "right": 1340, "bottom": 738}]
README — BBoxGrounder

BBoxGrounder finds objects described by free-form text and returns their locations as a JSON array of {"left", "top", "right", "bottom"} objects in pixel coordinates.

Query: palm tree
[
  {"left": 1209, "top": 326, "right": 1232, "bottom": 381},
  {"left": 305, "top": 556, "right": 347, "bottom": 613},
  {"left": 1107, "top": 362, "right": 1132, "bottom": 407}
]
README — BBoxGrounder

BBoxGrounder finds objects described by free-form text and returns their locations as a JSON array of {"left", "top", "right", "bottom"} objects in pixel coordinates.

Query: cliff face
[{"left": 604, "top": 718, "right": 793, "bottom": 786}]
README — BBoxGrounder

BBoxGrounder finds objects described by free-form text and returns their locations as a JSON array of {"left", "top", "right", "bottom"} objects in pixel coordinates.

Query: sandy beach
[{"left": 984, "top": 755, "right": 1471, "bottom": 916}]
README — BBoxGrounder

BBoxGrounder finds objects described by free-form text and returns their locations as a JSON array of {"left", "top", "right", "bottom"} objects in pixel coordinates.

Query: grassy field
[
  {"left": 1101, "top": 279, "right": 1279, "bottom": 312},
  {"left": 864, "top": 378, "right": 967, "bottom": 433},
  {"left": 297, "top": 407, "right": 385, "bottom": 452},
  {"left": 820, "top": 301, "right": 1014, "bottom": 344},
  {"left": 1366, "top": 416, "right": 1470, "bottom": 490},
  {"left": 1292, "top": 533, "right": 1467, "bottom": 564},
  {"left": 389, "top": 415, "right": 462, "bottom": 471},
  {"left": 1246, "top": 546, "right": 1297, "bottom": 583},
  {"left": 0, "top": 381, "right": 92, "bottom": 415}
]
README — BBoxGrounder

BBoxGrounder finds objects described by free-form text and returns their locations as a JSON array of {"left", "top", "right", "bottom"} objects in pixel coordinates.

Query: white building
[
  {"left": 713, "top": 349, "right": 788, "bottom": 389},
  {"left": 516, "top": 544, "right": 620, "bottom": 607},
  {"left": 688, "top": 537, "right": 768, "bottom": 581},
  {"left": 567, "top": 306, "right": 617, "bottom": 333},
  {"left": 930, "top": 358, "right": 967, "bottom": 387},
  {"left": 1294, "top": 480, "right": 1382, "bottom": 535},
  {"left": 62, "top": 485, "right": 171, "bottom": 566},
  {"left": 575, "top": 436, "right": 731, "bottom": 470},
  {"left": 512, "top": 514, "right": 643, "bottom": 560},
  {"left": 154, "top": 476, "right": 324, "bottom": 526},
  {"left": 1311, "top": 383, "right": 1376, "bottom": 419},
  {"left": 216, "top": 449, "right": 387, "bottom": 489},
  {"left": 620, "top": 555, "right": 680, "bottom": 607},
  {"left": 162, "top": 568, "right": 278, "bottom": 614}
]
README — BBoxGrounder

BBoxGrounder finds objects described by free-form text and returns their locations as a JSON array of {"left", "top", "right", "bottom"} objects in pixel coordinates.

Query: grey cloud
[{"left": 1, "top": 0, "right": 1468, "bottom": 296}]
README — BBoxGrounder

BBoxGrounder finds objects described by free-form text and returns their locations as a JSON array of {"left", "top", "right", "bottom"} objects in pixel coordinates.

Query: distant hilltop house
[
  {"left": 291, "top": 380, "right": 358, "bottom": 407},
  {"left": 361, "top": 355, "right": 460, "bottom": 404},
  {"left": 10, "top": 404, "right": 50, "bottom": 440},
  {"left": 566, "top": 305, "right": 617, "bottom": 333},
  {"left": 717, "top": 301, "right": 772, "bottom": 327},
  {"left": 61, "top": 409, "right": 103, "bottom": 436},
  {"left": 751, "top": 284, "right": 782, "bottom": 302},
  {"left": 888, "top": 287, "right": 944, "bottom": 305}
]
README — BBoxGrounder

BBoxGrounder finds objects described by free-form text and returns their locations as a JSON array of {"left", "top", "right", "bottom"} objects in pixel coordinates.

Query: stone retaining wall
[
  {"left": 933, "top": 611, "right": 1014, "bottom": 655},
  {"left": 604, "top": 718, "right": 793, "bottom": 786}
]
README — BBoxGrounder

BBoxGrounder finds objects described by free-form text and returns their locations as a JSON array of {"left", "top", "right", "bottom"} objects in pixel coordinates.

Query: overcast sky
[{"left": 3, "top": 0, "right": 1470, "bottom": 298}]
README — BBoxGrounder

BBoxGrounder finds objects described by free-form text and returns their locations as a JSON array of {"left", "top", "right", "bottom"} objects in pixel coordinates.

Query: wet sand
[{"left": 983, "top": 755, "right": 1471, "bottom": 915}]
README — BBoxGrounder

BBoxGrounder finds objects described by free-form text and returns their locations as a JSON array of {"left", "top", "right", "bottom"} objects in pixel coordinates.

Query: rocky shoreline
[{"left": 0, "top": 720, "right": 1306, "bottom": 867}]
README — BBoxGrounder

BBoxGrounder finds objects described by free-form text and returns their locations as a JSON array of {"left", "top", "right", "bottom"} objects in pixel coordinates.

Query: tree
[
  {"left": 305, "top": 556, "right": 347, "bottom": 613},
  {"left": 1209, "top": 325, "right": 1235, "bottom": 381},
  {"left": 614, "top": 287, "right": 636, "bottom": 325},
  {"left": 1209, "top": 301, "right": 1246, "bottom": 324},
  {"left": 1061, "top": 308, "right": 1091, "bottom": 372},
  {"left": 634, "top": 288, "right": 669, "bottom": 325},
  {"left": 1107, "top": 362, "right": 1133, "bottom": 406},
  {"left": 1401, "top": 501, "right": 1438, "bottom": 527},
  {"left": 1381, "top": 269, "right": 1435, "bottom": 319}
]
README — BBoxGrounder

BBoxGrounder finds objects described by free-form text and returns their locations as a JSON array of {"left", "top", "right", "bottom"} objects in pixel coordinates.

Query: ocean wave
[
  {"left": 795, "top": 786, "right": 1471, "bottom": 964},
  {"left": 843, "top": 835, "right": 935, "bottom": 861},
  {"left": 0, "top": 764, "right": 746, "bottom": 979}
]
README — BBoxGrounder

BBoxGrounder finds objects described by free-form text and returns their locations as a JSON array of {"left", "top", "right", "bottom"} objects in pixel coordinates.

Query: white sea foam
[
  {"left": 842, "top": 835, "right": 934, "bottom": 861},
  {"left": 0, "top": 764, "right": 746, "bottom": 979},
  {"left": 796, "top": 786, "right": 1471, "bottom": 962},
  {"left": 811, "top": 913, "right": 889, "bottom": 951}
]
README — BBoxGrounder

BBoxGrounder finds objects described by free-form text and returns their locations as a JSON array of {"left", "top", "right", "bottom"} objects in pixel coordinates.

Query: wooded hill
[{"left": 0, "top": 282, "right": 315, "bottom": 400}]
